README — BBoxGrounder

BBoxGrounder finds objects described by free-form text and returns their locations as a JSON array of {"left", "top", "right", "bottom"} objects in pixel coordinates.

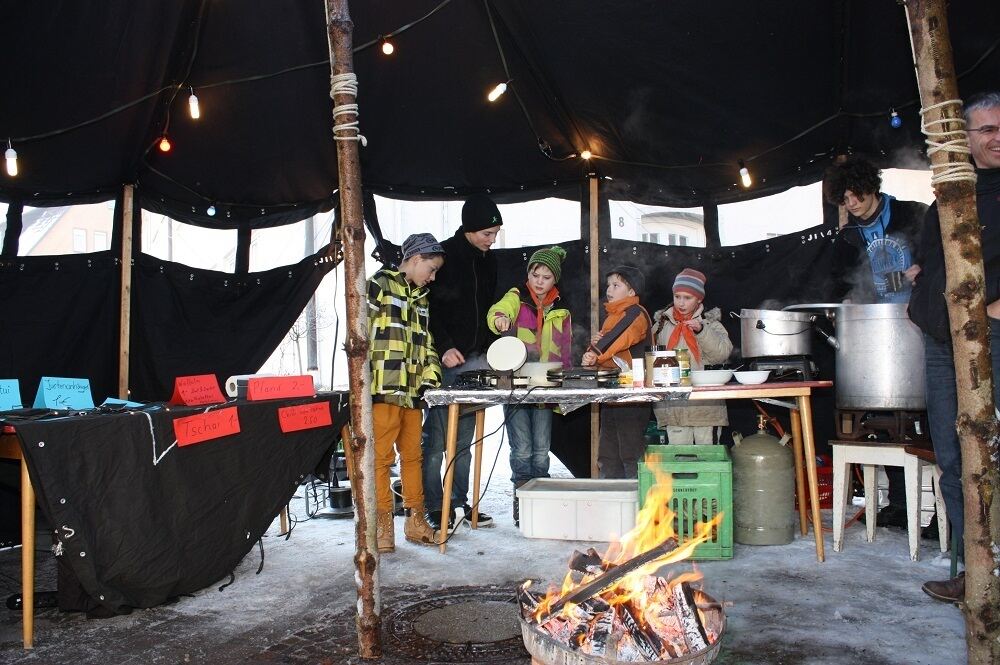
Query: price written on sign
[
  {"left": 277, "top": 402, "right": 332, "bottom": 433},
  {"left": 247, "top": 375, "right": 315, "bottom": 401},
  {"left": 33, "top": 376, "right": 94, "bottom": 410},
  {"left": 174, "top": 407, "right": 241, "bottom": 446},
  {"left": 170, "top": 374, "right": 226, "bottom": 406}
]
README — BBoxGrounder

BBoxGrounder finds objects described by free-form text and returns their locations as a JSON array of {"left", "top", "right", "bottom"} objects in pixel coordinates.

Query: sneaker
[
  {"left": 461, "top": 504, "right": 494, "bottom": 528},
  {"left": 922, "top": 572, "right": 965, "bottom": 603},
  {"left": 426, "top": 509, "right": 456, "bottom": 533}
]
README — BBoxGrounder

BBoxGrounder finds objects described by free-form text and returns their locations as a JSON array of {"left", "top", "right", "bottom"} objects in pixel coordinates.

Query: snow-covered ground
[{"left": 0, "top": 408, "right": 967, "bottom": 664}]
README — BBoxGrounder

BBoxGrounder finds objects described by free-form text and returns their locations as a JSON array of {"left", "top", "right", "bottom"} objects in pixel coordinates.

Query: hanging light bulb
[
  {"left": 580, "top": 150, "right": 592, "bottom": 160},
  {"left": 206, "top": 205, "right": 216, "bottom": 216},
  {"left": 5, "top": 140, "right": 17, "bottom": 177},
  {"left": 188, "top": 88, "right": 201, "bottom": 120},
  {"left": 380, "top": 37, "right": 394, "bottom": 55},
  {"left": 158, "top": 136, "right": 172, "bottom": 152},
  {"left": 487, "top": 82, "right": 508, "bottom": 102},
  {"left": 889, "top": 109, "right": 901, "bottom": 129},
  {"left": 738, "top": 160, "right": 752, "bottom": 188}
]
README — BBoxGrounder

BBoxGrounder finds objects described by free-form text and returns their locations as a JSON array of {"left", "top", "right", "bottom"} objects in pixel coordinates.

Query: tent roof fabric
[{"left": 2, "top": 1, "right": 999, "bottom": 227}]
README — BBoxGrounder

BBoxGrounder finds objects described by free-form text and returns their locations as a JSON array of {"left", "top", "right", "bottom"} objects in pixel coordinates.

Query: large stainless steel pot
[
  {"left": 734, "top": 309, "right": 813, "bottom": 358},
  {"left": 833, "top": 303, "right": 925, "bottom": 410}
]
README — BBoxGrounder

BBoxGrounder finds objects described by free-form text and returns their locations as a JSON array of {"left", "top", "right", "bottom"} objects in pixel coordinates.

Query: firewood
[
  {"left": 518, "top": 585, "right": 542, "bottom": 620},
  {"left": 580, "top": 608, "right": 614, "bottom": 657},
  {"left": 673, "top": 582, "right": 709, "bottom": 652},
  {"left": 619, "top": 601, "right": 664, "bottom": 660}
]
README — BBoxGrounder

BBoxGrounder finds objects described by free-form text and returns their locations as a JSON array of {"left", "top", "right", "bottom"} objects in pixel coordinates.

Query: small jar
[
  {"left": 675, "top": 347, "right": 691, "bottom": 386},
  {"left": 652, "top": 349, "right": 679, "bottom": 387}
]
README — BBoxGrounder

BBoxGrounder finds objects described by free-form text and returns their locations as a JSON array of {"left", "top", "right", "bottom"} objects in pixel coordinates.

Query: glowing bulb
[
  {"left": 381, "top": 38, "right": 394, "bottom": 55},
  {"left": 738, "top": 160, "right": 752, "bottom": 188},
  {"left": 188, "top": 90, "right": 201, "bottom": 119},
  {"left": 890, "top": 110, "right": 901, "bottom": 129},
  {"left": 5, "top": 143, "right": 17, "bottom": 177},
  {"left": 580, "top": 150, "right": 592, "bottom": 160},
  {"left": 158, "top": 136, "right": 172, "bottom": 152},
  {"left": 207, "top": 205, "right": 216, "bottom": 216},
  {"left": 487, "top": 82, "right": 507, "bottom": 102}
]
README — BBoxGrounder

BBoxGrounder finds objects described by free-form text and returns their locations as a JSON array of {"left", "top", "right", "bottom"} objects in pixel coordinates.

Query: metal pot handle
[{"left": 729, "top": 311, "right": 741, "bottom": 319}]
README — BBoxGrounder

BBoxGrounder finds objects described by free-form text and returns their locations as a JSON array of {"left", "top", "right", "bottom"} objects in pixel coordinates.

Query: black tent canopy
[{"left": 2, "top": 1, "right": 999, "bottom": 227}]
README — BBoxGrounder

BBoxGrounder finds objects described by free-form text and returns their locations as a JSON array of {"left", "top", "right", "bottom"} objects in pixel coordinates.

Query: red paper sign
[
  {"left": 278, "top": 402, "right": 332, "bottom": 433},
  {"left": 247, "top": 375, "right": 315, "bottom": 401},
  {"left": 174, "top": 407, "right": 241, "bottom": 446},
  {"left": 170, "top": 374, "right": 226, "bottom": 406}
]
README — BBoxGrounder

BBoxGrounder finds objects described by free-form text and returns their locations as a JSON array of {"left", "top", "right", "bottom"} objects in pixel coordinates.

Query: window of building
[
  {"left": 93, "top": 230, "right": 108, "bottom": 252},
  {"left": 641, "top": 232, "right": 659, "bottom": 243},
  {"left": 72, "top": 229, "right": 87, "bottom": 253},
  {"left": 141, "top": 211, "right": 238, "bottom": 272},
  {"left": 18, "top": 202, "right": 114, "bottom": 256},
  {"left": 610, "top": 201, "right": 705, "bottom": 247}
]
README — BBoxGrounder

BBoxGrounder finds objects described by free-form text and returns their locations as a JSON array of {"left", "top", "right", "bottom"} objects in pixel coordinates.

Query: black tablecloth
[{"left": 8, "top": 393, "right": 348, "bottom": 613}]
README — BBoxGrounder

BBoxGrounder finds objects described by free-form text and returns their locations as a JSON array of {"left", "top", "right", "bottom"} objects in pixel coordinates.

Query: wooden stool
[
  {"left": 831, "top": 440, "right": 942, "bottom": 561},
  {"left": 903, "top": 445, "right": 949, "bottom": 557}
]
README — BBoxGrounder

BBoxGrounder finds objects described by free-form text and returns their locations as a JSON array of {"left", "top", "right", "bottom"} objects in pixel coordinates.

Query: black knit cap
[
  {"left": 607, "top": 264, "right": 645, "bottom": 297},
  {"left": 461, "top": 194, "right": 504, "bottom": 232}
]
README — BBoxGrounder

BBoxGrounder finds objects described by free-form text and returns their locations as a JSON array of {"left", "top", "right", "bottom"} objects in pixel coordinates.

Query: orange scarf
[
  {"left": 665, "top": 307, "right": 701, "bottom": 363},
  {"left": 526, "top": 284, "right": 559, "bottom": 338}
]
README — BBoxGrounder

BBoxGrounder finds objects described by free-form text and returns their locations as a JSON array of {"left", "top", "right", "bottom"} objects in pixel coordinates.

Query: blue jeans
[
  {"left": 422, "top": 354, "right": 489, "bottom": 511},
  {"left": 505, "top": 404, "right": 552, "bottom": 485},
  {"left": 924, "top": 320, "right": 1000, "bottom": 553}
]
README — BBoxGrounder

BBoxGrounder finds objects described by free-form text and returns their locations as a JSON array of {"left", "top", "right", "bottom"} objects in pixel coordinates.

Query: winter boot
[
  {"left": 513, "top": 480, "right": 528, "bottom": 527},
  {"left": 376, "top": 511, "right": 395, "bottom": 553},
  {"left": 403, "top": 505, "right": 438, "bottom": 546}
]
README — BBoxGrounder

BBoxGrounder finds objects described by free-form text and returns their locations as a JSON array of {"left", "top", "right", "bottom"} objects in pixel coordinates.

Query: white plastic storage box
[{"left": 517, "top": 479, "right": 638, "bottom": 541}]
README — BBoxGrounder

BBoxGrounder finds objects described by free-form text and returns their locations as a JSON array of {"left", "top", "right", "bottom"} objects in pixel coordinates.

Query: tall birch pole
[
  {"left": 904, "top": 2, "right": 1000, "bottom": 662},
  {"left": 325, "top": 0, "right": 381, "bottom": 658}
]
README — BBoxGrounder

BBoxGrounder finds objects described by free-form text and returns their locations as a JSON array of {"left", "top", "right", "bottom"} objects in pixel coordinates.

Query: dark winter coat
[
  {"left": 427, "top": 229, "right": 498, "bottom": 356},
  {"left": 909, "top": 168, "right": 1000, "bottom": 343},
  {"left": 830, "top": 197, "right": 928, "bottom": 302}
]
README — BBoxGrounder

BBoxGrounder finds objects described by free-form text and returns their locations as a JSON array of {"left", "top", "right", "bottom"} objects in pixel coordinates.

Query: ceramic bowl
[
  {"left": 690, "top": 369, "right": 733, "bottom": 386},
  {"left": 733, "top": 370, "right": 771, "bottom": 385}
]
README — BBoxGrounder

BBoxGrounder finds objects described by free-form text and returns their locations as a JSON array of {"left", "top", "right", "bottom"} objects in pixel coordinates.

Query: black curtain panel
[{"left": 128, "top": 246, "right": 338, "bottom": 401}]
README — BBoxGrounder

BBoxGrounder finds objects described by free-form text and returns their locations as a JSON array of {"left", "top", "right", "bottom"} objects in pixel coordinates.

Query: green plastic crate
[{"left": 638, "top": 445, "right": 733, "bottom": 560}]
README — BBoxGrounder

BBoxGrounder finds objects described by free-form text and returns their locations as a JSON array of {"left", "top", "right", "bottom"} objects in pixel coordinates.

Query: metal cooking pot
[
  {"left": 732, "top": 309, "right": 813, "bottom": 358},
  {"left": 832, "top": 303, "right": 925, "bottom": 410}
]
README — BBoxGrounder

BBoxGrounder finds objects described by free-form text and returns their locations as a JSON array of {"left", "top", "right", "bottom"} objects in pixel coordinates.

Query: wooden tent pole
[
  {"left": 324, "top": 0, "right": 381, "bottom": 659},
  {"left": 589, "top": 176, "right": 600, "bottom": 478},
  {"left": 904, "top": 2, "right": 1000, "bottom": 661},
  {"left": 118, "top": 184, "right": 134, "bottom": 399}
]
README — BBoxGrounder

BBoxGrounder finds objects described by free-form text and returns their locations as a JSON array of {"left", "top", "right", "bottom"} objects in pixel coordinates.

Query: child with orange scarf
[
  {"left": 583, "top": 265, "right": 653, "bottom": 478},
  {"left": 652, "top": 268, "right": 734, "bottom": 444}
]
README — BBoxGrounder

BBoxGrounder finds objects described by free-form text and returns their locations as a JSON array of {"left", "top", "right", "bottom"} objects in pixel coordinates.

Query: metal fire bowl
[{"left": 520, "top": 592, "right": 726, "bottom": 665}]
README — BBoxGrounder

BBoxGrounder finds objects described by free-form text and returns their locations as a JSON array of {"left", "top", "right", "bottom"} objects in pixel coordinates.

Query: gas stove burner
[
  {"left": 745, "top": 355, "right": 816, "bottom": 381},
  {"left": 835, "top": 408, "right": 929, "bottom": 442},
  {"left": 454, "top": 369, "right": 527, "bottom": 390}
]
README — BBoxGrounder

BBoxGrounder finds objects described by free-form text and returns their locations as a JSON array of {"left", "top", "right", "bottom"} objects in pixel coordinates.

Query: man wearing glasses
[{"left": 909, "top": 91, "right": 1000, "bottom": 603}]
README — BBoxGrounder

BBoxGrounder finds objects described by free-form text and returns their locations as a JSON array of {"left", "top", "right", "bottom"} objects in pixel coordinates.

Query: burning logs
[{"left": 519, "top": 545, "right": 724, "bottom": 663}]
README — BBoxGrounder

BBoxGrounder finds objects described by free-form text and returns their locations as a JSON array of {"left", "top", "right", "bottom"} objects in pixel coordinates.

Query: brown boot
[
  {"left": 376, "top": 511, "right": 395, "bottom": 553},
  {"left": 403, "top": 505, "right": 439, "bottom": 546},
  {"left": 922, "top": 572, "right": 964, "bottom": 603}
]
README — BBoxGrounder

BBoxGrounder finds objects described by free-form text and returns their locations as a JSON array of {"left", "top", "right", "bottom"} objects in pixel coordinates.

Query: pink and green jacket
[{"left": 487, "top": 286, "right": 572, "bottom": 367}]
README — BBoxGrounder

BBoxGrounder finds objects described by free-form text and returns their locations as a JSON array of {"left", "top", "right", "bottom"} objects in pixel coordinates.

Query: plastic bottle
[{"left": 675, "top": 347, "right": 691, "bottom": 386}]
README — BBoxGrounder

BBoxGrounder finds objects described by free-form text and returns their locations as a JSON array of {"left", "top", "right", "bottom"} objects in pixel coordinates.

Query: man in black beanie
[{"left": 423, "top": 194, "right": 503, "bottom": 530}]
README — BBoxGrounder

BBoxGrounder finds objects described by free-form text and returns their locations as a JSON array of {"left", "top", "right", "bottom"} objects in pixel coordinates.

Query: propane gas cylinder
[{"left": 731, "top": 415, "right": 795, "bottom": 545}]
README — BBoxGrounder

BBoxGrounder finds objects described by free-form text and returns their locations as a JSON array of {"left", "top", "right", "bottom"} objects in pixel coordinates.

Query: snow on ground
[{"left": 0, "top": 407, "right": 967, "bottom": 664}]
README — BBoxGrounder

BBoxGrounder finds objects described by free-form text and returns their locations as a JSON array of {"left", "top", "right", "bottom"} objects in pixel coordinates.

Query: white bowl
[
  {"left": 690, "top": 369, "right": 733, "bottom": 386},
  {"left": 733, "top": 370, "right": 770, "bottom": 385}
]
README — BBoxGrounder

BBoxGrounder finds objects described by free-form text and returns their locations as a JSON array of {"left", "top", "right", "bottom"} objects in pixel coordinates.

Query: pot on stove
[{"left": 731, "top": 309, "right": 813, "bottom": 358}]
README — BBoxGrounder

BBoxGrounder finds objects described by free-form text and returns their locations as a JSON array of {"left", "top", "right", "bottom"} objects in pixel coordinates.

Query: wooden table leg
[
  {"left": 471, "top": 409, "right": 485, "bottom": 530},
  {"left": 590, "top": 403, "right": 600, "bottom": 478},
  {"left": 279, "top": 505, "right": 289, "bottom": 535},
  {"left": 21, "top": 456, "right": 35, "bottom": 649},
  {"left": 439, "top": 404, "right": 460, "bottom": 553},
  {"left": 797, "top": 395, "right": 825, "bottom": 562},
  {"left": 789, "top": 408, "right": 808, "bottom": 535}
]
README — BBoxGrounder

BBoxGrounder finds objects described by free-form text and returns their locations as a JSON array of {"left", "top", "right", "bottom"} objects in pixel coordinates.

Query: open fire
[{"left": 518, "top": 460, "right": 726, "bottom": 663}]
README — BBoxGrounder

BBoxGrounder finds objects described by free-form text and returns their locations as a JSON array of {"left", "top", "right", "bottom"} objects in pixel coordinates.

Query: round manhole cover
[{"left": 382, "top": 584, "right": 528, "bottom": 662}]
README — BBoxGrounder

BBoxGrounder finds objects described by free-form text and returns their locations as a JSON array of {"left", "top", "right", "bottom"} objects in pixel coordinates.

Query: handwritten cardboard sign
[
  {"left": 33, "top": 376, "right": 95, "bottom": 410},
  {"left": 170, "top": 374, "right": 226, "bottom": 406},
  {"left": 277, "top": 402, "right": 333, "bottom": 433},
  {"left": 0, "top": 379, "right": 22, "bottom": 411},
  {"left": 173, "top": 407, "right": 241, "bottom": 446},
  {"left": 247, "top": 375, "right": 315, "bottom": 401}
]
